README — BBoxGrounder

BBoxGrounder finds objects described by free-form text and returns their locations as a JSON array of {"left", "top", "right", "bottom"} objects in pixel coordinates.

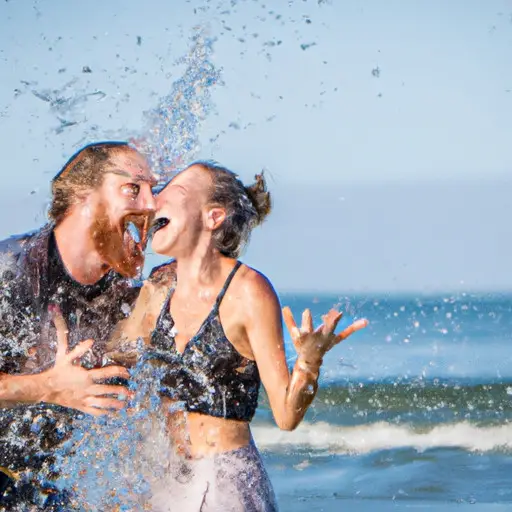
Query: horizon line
[{"left": 276, "top": 288, "right": 512, "bottom": 298}]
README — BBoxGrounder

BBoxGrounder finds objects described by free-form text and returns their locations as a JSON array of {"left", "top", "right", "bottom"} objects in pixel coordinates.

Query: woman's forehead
[
  {"left": 158, "top": 165, "right": 212, "bottom": 197},
  {"left": 172, "top": 165, "right": 212, "bottom": 188}
]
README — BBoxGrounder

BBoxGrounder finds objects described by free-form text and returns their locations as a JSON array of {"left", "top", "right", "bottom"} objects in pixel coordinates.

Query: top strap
[
  {"left": 156, "top": 286, "right": 174, "bottom": 328},
  {"left": 214, "top": 261, "right": 242, "bottom": 309}
]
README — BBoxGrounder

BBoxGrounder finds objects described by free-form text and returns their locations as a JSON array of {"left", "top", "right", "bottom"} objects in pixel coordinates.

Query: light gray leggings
[{"left": 150, "top": 440, "right": 278, "bottom": 512}]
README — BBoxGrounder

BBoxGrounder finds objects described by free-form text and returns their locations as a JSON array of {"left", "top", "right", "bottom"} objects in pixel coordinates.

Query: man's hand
[
  {"left": 35, "top": 306, "right": 134, "bottom": 416},
  {"left": 282, "top": 307, "right": 368, "bottom": 368}
]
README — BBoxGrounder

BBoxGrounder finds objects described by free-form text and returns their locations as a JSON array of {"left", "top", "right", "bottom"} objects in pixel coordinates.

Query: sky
[{"left": 0, "top": 0, "right": 511, "bottom": 293}]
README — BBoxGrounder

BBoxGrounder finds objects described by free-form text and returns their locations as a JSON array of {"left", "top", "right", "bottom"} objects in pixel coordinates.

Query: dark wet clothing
[
  {"left": 0, "top": 224, "right": 140, "bottom": 509},
  {"left": 147, "top": 261, "right": 261, "bottom": 422}
]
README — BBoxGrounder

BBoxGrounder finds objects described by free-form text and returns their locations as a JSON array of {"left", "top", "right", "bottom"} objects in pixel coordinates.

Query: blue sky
[{"left": 0, "top": 0, "right": 511, "bottom": 293}]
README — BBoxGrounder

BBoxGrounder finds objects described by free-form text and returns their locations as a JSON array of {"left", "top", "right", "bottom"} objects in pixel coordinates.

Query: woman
[{"left": 107, "top": 160, "right": 368, "bottom": 511}]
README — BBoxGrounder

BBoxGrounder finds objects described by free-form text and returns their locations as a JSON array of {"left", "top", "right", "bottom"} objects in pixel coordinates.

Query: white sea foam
[{"left": 252, "top": 420, "right": 512, "bottom": 455}]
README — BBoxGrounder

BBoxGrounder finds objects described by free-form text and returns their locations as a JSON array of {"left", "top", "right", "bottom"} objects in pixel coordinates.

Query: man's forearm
[{"left": 0, "top": 372, "right": 44, "bottom": 408}]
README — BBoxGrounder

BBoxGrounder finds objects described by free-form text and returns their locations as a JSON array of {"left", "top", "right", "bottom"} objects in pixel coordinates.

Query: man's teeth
[{"left": 126, "top": 221, "right": 141, "bottom": 244}]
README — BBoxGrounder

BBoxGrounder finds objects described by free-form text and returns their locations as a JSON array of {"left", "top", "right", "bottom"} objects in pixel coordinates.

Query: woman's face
[{"left": 151, "top": 165, "right": 213, "bottom": 257}]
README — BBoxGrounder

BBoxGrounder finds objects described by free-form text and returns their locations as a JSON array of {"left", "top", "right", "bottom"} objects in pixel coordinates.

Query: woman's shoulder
[
  {"left": 236, "top": 262, "right": 278, "bottom": 302},
  {"left": 148, "top": 259, "right": 177, "bottom": 287},
  {"left": 230, "top": 263, "right": 281, "bottom": 327}
]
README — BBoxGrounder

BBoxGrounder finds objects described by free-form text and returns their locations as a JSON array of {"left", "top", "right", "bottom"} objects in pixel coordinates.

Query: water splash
[
  {"left": 0, "top": 30, "right": 222, "bottom": 509},
  {"left": 14, "top": 29, "right": 221, "bottom": 164},
  {"left": 51, "top": 358, "right": 178, "bottom": 510},
  {"left": 19, "top": 78, "right": 107, "bottom": 134},
  {"left": 133, "top": 30, "right": 223, "bottom": 183}
]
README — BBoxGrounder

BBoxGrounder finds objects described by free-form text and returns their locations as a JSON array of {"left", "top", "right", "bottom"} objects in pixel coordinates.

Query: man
[{"left": 0, "top": 141, "right": 157, "bottom": 509}]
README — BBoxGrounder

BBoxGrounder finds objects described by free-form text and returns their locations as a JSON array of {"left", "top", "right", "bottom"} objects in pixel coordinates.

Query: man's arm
[
  {"left": 0, "top": 311, "right": 133, "bottom": 415},
  {"left": 0, "top": 372, "right": 45, "bottom": 407},
  {"left": 0, "top": 344, "right": 132, "bottom": 415}
]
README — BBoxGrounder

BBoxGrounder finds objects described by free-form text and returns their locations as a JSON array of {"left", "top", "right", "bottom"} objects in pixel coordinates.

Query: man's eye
[{"left": 122, "top": 184, "right": 140, "bottom": 197}]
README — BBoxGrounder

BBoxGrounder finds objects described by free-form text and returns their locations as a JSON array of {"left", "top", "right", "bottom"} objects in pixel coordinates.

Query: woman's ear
[{"left": 206, "top": 207, "right": 226, "bottom": 230}]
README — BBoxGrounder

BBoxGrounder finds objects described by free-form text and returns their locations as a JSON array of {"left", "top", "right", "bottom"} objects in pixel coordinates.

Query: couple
[{"left": 0, "top": 141, "right": 367, "bottom": 510}]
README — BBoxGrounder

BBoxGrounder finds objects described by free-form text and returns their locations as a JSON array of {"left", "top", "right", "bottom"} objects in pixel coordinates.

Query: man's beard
[{"left": 90, "top": 202, "right": 150, "bottom": 278}]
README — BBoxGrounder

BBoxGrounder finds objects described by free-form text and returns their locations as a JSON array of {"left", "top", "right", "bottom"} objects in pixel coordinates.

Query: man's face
[{"left": 90, "top": 149, "right": 157, "bottom": 277}]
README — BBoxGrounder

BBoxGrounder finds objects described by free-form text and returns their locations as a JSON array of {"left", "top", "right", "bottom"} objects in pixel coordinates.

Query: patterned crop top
[{"left": 145, "top": 261, "right": 261, "bottom": 422}]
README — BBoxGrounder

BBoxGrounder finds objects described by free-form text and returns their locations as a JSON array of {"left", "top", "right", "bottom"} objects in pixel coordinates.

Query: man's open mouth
[
  {"left": 123, "top": 214, "right": 149, "bottom": 253},
  {"left": 148, "top": 217, "right": 170, "bottom": 238}
]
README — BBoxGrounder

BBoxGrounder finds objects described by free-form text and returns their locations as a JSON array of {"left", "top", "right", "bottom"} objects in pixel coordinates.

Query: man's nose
[{"left": 139, "top": 186, "right": 156, "bottom": 211}]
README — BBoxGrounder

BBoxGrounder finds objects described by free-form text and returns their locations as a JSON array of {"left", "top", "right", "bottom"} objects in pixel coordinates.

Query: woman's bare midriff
[{"left": 165, "top": 404, "right": 251, "bottom": 458}]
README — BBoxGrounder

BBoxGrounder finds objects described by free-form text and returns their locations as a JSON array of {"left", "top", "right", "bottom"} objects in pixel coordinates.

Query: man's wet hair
[{"left": 49, "top": 141, "right": 134, "bottom": 225}]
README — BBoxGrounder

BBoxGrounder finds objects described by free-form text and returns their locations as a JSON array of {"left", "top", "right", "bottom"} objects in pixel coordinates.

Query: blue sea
[{"left": 253, "top": 293, "right": 512, "bottom": 511}]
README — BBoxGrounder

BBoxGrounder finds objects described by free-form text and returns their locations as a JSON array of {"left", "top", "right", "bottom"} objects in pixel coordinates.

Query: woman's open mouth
[{"left": 148, "top": 217, "right": 170, "bottom": 238}]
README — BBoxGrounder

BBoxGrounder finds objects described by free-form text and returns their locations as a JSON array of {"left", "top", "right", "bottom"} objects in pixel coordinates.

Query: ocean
[
  {"left": 5, "top": 291, "right": 511, "bottom": 511},
  {"left": 252, "top": 293, "right": 512, "bottom": 511}
]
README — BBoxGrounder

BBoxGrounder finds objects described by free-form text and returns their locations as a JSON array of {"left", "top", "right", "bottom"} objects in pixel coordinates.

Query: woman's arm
[
  {"left": 243, "top": 272, "right": 367, "bottom": 431},
  {"left": 105, "top": 263, "right": 176, "bottom": 365}
]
